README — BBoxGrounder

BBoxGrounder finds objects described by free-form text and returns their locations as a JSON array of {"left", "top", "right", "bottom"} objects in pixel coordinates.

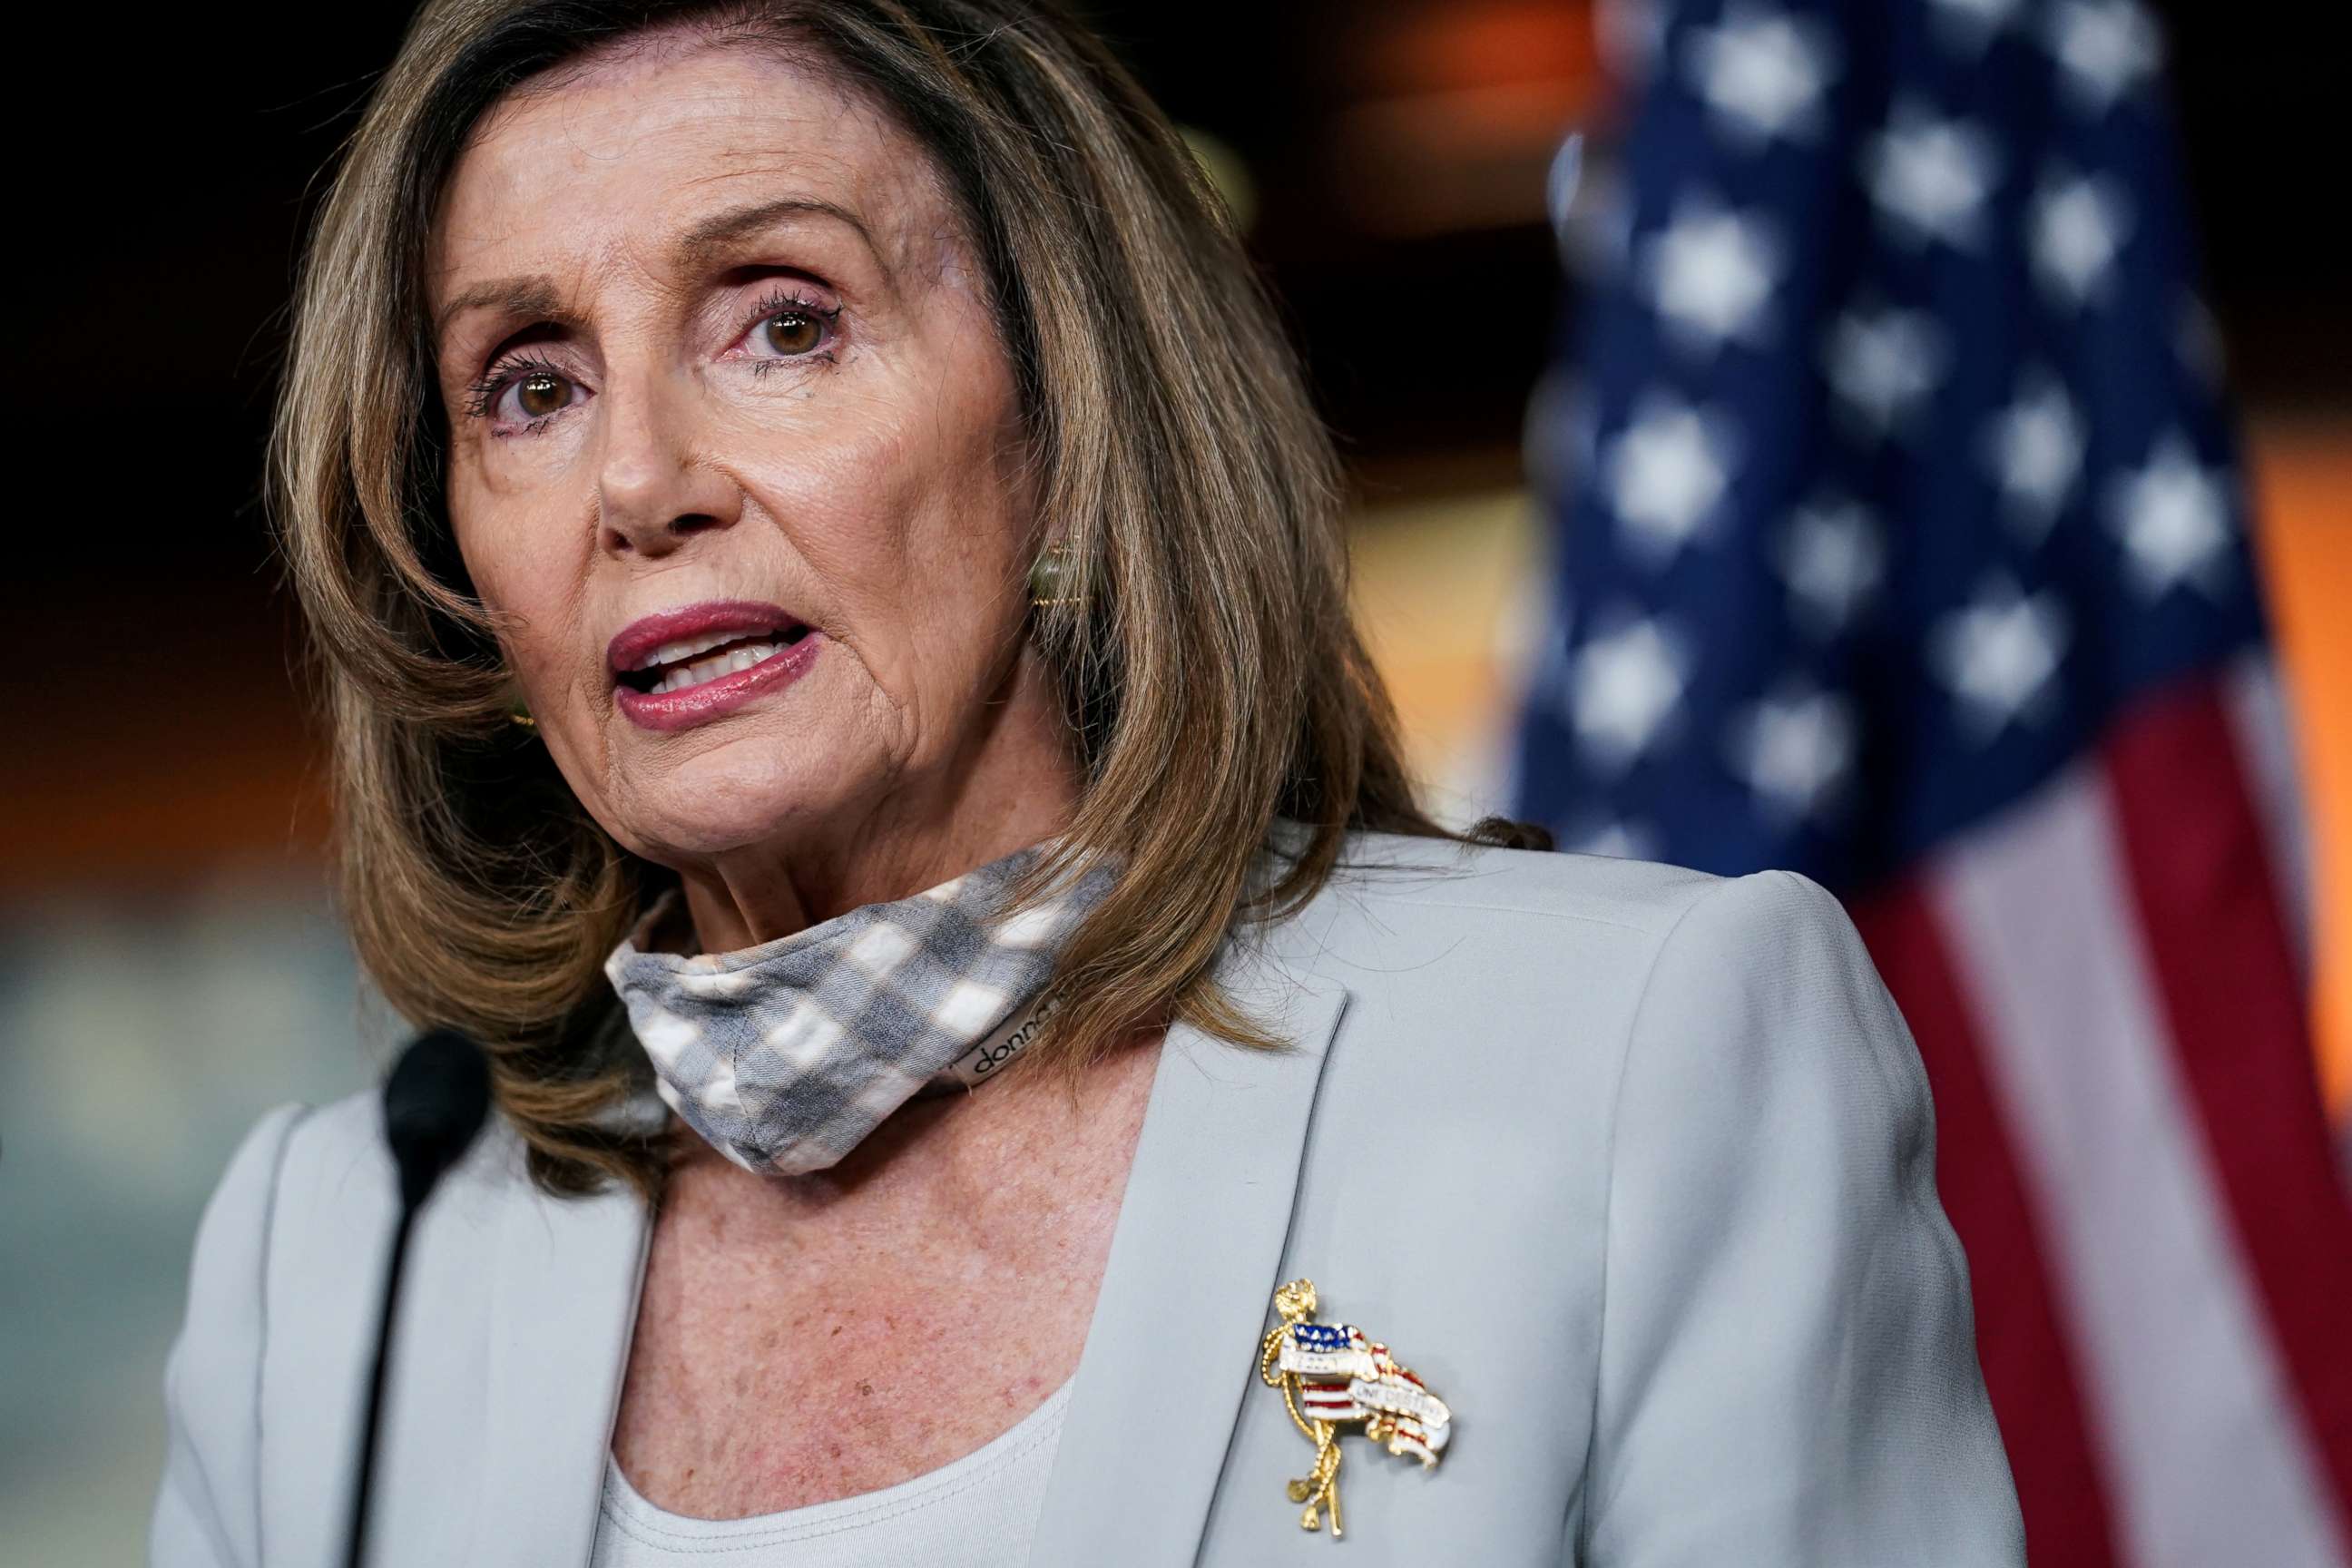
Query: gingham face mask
[{"left": 602, "top": 843, "right": 1116, "bottom": 1176}]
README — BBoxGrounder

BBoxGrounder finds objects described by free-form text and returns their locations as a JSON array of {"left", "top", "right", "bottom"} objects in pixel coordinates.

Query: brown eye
[
  {"left": 764, "top": 309, "right": 824, "bottom": 356},
  {"left": 515, "top": 371, "right": 570, "bottom": 418}
]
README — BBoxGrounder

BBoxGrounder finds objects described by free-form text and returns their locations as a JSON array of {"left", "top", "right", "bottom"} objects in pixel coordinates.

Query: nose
[{"left": 593, "top": 363, "right": 740, "bottom": 556}]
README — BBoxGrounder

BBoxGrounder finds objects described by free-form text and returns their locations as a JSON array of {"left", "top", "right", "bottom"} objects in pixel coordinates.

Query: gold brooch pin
[{"left": 1257, "top": 1279, "right": 1453, "bottom": 1540}]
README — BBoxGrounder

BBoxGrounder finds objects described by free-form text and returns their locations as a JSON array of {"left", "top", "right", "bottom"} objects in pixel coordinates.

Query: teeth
[
  {"left": 649, "top": 639, "right": 784, "bottom": 694},
  {"left": 635, "top": 627, "right": 777, "bottom": 671}
]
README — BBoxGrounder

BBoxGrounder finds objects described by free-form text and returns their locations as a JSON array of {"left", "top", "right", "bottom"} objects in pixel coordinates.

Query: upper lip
[{"left": 606, "top": 599, "right": 805, "bottom": 677}]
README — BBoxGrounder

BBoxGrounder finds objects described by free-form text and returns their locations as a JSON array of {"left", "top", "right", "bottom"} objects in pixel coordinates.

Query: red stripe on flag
[
  {"left": 1852, "top": 880, "right": 2122, "bottom": 1568},
  {"left": 2102, "top": 677, "right": 2352, "bottom": 1545}
]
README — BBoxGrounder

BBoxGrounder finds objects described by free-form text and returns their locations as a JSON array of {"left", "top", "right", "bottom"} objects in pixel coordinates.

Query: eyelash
[{"left": 460, "top": 287, "right": 843, "bottom": 433}]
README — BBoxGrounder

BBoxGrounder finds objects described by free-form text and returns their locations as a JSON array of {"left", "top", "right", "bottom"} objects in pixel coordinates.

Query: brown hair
[{"left": 272, "top": 0, "right": 1546, "bottom": 1201}]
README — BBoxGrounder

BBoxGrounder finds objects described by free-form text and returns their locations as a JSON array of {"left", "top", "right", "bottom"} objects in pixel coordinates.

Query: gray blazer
[{"left": 150, "top": 833, "right": 2026, "bottom": 1566}]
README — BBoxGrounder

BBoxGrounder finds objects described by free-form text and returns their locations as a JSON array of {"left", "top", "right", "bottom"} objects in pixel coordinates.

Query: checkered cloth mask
[{"left": 603, "top": 842, "right": 1117, "bottom": 1175}]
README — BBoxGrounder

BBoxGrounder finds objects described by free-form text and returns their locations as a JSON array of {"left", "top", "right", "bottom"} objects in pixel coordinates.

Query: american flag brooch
[{"left": 1257, "top": 1278, "right": 1453, "bottom": 1539}]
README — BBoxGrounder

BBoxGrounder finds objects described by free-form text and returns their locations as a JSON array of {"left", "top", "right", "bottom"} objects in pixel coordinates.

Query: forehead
[{"left": 428, "top": 37, "right": 956, "bottom": 307}]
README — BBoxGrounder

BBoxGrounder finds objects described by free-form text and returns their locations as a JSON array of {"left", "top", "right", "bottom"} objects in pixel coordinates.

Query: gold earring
[
  {"left": 505, "top": 678, "right": 536, "bottom": 729},
  {"left": 1029, "top": 542, "right": 1082, "bottom": 608}
]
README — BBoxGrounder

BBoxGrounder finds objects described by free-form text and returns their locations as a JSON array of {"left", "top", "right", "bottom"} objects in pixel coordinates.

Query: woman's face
[{"left": 428, "top": 39, "right": 1048, "bottom": 881}]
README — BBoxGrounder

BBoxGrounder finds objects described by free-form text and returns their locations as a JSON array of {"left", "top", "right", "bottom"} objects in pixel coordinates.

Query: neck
[{"left": 659, "top": 1017, "right": 1166, "bottom": 1241}]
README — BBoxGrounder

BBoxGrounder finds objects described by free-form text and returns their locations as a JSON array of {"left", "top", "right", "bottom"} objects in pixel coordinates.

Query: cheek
[
  {"left": 446, "top": 475, "right": 588, "bottom": 675},
  {"left": 734, "top": 384, "right": 1028, "bottom": 632}
]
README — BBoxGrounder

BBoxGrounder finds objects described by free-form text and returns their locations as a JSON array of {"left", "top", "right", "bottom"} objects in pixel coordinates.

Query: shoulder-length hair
[{"left": 274, "top": 0, "right": 1541, "bottom": 1200}]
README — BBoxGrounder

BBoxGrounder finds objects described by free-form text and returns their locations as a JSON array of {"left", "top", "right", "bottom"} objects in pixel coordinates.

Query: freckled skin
[
  {"left": 615, "top": 1040, "right": 1160, "bottom": 1515},
  {"left": 429, "top": 34, "right": 1162, "bottom": 1518}
]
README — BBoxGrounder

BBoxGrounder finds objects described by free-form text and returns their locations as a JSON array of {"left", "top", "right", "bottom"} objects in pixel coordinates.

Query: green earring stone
[{"left": 1030, "top": 544, "right": 1079, "bottom": 607}]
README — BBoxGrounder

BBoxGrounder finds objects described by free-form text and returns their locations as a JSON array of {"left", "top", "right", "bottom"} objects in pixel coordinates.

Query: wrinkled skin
[{"left": 430, "top": 32, "right": 1079, "bottom": 952}]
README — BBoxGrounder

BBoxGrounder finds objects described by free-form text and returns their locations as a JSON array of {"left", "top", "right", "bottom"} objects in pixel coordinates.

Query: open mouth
[{"left": 615, "top": 621, "right": 815, "bottom": 696}]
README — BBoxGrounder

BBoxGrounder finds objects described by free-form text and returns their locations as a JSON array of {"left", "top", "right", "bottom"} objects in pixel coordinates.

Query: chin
[{"left": 606, "top": 741, "right": 876, "bottom": 861}]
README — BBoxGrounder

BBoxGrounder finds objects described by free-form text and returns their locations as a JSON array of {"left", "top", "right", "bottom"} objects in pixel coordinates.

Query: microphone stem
[{"left": 345, "top": 1199, "right": 419, "bottom": 1568}]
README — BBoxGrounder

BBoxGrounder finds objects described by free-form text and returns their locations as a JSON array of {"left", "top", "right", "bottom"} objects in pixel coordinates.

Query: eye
[
  {"left": 512, "top": 369, "right": 573, "bottom": 418},
  {"left": 762, "top": 309, "right": 827, "bottom": 356},
  {"left": 463, "top": 350, "right": 585, "bottom": 428},
  {"left": 741, "top": 289, "right": 841, "bottom": 363}
]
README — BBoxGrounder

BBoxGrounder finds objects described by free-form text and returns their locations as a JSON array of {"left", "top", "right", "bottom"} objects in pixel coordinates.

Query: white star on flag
[
  {"left": 1824, "top": 303, "right": 1946, "bottom": 440},
  {"left": 2107, "top": 432, "right": 2235, "bottom": 599},
  {"left": 2045, "top": 0, "right": 2161, "bottom": 113},
  {"left": 1641, "top": 197, "right": 1783, "bottom": 352},
  {"left": 1683, "top": 3, "right": 1838, "bottom": 148},
  {"left": 1570, "top": 614, "right": 1690, "bottom": 772},
  {"left": 1982, "top": 368, "right": 2086, "bottom": 540},
  {"left": 1728, "top": 683, "right": 1857, "bottom": 821},
  {"left": 1863, "top": 101, "right": 2001, "bottom": 250},
  {"left": 1602, "top": 397, "right": 1735, "bottom": 564},
  {"left": 1777, "top": 496, "right": 1886, "bottom": 635},
  {"left": 1926, "top": 0, "right": 2025, "bottom": 53},
  {"left": 1931, "top": 577, "right": 2072, "bottom": 739},
  {"left": 2030, "top": 170, "right": 2132, "bottom": 308}
]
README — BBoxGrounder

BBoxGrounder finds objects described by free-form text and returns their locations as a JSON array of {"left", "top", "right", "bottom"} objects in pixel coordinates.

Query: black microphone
[{"left": 345, "top": 1027, "right": 492, "bottom": 1568}]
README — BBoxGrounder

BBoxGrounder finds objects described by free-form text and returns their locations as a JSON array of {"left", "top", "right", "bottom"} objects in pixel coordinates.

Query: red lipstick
[{"left": 608, "top": 599, "right": 820, "bottom": 733}]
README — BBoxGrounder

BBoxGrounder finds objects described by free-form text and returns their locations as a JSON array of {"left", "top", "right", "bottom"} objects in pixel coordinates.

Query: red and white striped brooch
[{"left": 1257, "top": 1279, "right": 1454, "bottom": 1540}]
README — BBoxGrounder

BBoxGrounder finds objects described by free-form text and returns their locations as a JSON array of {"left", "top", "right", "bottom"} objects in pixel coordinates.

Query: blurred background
[{"left": 5, "top": 1, "right": 2347, "bottom": 1563}]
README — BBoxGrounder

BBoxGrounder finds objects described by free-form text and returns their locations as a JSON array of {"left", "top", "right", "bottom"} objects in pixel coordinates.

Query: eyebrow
[
  {"left": 433, "top": 277, "right": 564, "bottom": 355},
  {"left": 431, "top": 196, "right": 885, "bottom": 354},
  {"left": 671, "top": 195, "right": 882, "bottom": 271}
]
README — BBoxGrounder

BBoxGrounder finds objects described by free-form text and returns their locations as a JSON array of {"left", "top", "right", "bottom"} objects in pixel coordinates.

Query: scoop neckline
[{"left": 599, "top": 1377, "right": 1075, "bottom": 1547}]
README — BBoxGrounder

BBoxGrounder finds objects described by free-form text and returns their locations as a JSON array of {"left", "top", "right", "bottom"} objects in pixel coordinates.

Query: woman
[{"left": 151, "top": 1, "right": 2025, "bottom": 1563}]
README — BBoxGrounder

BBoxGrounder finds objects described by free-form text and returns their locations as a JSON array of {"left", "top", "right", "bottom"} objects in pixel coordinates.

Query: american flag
[
  {"left": 1275, "top": 1321, "right": 1454, "bottom": 1458},
  {"left": 1510, "top": 2, "right": 2352, "bottom": 1563}
]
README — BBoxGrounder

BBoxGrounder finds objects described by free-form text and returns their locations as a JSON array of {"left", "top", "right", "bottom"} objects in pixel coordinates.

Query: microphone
[{"left": 345, "top": 1028, "right": 492, "bottom": 1568}]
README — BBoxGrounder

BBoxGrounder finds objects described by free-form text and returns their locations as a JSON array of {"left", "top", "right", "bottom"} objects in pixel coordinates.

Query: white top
[{"left": 588, "top": 1381, "right": 1072, "bottom": 1567}]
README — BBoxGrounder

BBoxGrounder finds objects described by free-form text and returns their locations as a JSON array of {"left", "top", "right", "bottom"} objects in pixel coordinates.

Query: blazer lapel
[
  {"left": 1026, "top": 935, "right": 1350, "bottom": 1568},
  {"left": 464, "top": 1152, "right": 653, "bottom": 1564}
]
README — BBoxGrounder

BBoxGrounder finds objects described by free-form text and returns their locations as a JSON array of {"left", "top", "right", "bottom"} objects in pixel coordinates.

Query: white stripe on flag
[
  {"left": 1928, "top": 756, "right": 2346, "bottom": 1568},
  {"left": 2223, "top": 651, "right": 2315, "bottom": 970}
]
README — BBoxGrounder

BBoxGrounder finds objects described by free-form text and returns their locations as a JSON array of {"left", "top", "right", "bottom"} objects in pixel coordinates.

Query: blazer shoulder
[
  {"left": 1264, "top": 849, "right": 1876, "bottom": 1108},
  {"left": 282, "top": 1083, "right": 387, "bottom": 1176},
  {"left": 1250, "top": 838, "right": 1774, "bottom": 1109},
  {"left": 267, "top": 1082, "right": 543, "bottom": 1261},
  {"left": 1317, "top": 829, "right": 1728, "bottom": 938}
]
